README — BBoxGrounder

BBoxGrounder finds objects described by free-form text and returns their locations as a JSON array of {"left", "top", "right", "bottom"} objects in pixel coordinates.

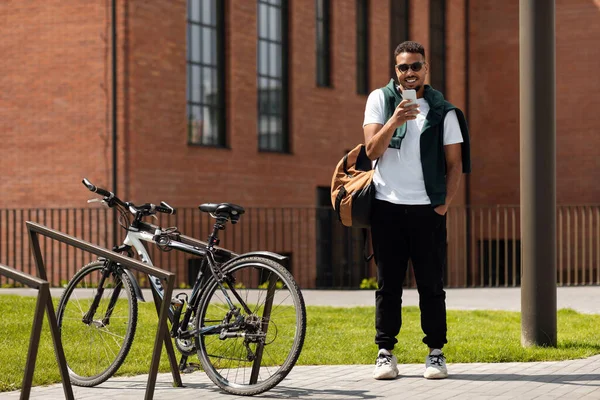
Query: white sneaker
[
  {"left": 424, "top": 349, "right": 448, "bottom": 379},
  {"left": 372, "top": 349, "right": 399, "bottom": 380}
]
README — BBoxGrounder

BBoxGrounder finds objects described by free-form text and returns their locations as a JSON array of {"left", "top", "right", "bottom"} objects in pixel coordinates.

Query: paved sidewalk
[
  {"left": 4, "top": 286, "right": 600, "bottom": 313},
  {"left": 3, "top": 287, "right": 600, "bottom": 399},
  {"left": 3, "top": 356, "right": 600, "bottom": 399}
]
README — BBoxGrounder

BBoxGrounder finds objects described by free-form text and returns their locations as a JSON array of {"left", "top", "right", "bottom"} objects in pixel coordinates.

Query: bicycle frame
[
  {"left": 121, "top": 222, "right": 288, "bottom": 300},
  {"left": 116, "top": 225, "right": 211, "bottom": 335},
  {"left": 113, "top": 221, "right": 289, "bottom": 339},
  {"left": 73, "top": 179, "right": 306, "bottom": 393},
  {"left": 78, "top": 220, "right": 246, "bottom": 373}
]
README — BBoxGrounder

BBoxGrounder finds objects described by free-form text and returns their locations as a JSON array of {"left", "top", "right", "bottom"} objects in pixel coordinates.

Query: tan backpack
[{"left": 330, "top": 144, "right": 376, "bottom": 228}]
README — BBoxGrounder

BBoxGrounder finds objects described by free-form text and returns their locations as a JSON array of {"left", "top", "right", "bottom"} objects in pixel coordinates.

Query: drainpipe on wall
[
  {"left": 464, "top": 0, "right": 471, "bottom": 283},
  {"left": 112, "top": 0, "right": 118, "bottom": 246}
]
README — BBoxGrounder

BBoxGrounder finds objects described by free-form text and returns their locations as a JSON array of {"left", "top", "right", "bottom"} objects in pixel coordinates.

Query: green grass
[{"left": 2, "top": 295, "right": 600, "bottom": 392}]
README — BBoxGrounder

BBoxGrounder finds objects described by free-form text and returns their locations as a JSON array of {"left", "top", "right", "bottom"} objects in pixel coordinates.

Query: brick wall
[
  {"left": 3, "top": 1, "right": 599, "bottom": 208},
  {"left": 0, "top": 0, "right": 113, "bottom": 208},
  {"left": 554, "top": 0, "right": 600, "bottom": 204},
  {"left": 116, "top": 0, "right": 393, "bottom": 209},
  {"left": 467, "top": 0, "right": 600, "bottom": 205},
  {"left": 2, "top": 1, "right": 600, "bottom": 288}
]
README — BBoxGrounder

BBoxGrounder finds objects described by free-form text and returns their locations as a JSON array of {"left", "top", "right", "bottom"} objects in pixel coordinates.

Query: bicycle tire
[
  {"left": 195, "top": 256, "right": 306, "bottom": 396},
  {"left": 56, "top": 260, "right": 138, "bottom": 387}
]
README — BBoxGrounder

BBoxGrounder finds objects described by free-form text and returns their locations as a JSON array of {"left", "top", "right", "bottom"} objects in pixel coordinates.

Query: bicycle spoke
[
  {"left": 99, "top": 326, "right": 126, "bottom": 344},
  {"left": 70, "top": 295, "right": 87, "bottom": 317},
  {"left": 98, "top": 331, "right": 118, "bottom": 360}
]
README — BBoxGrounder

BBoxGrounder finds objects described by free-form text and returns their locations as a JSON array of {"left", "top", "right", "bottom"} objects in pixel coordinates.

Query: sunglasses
[{"left": 395, "top": 61, "right": 424, "bottom": 73}]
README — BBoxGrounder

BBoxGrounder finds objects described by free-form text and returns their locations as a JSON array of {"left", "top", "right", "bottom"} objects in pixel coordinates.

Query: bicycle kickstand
[
  {"left": 178, "top": 354, "right": 189, "bottom": 372},
  {"left": 178, "top": 354, "right": 201, "bottom": 374}
]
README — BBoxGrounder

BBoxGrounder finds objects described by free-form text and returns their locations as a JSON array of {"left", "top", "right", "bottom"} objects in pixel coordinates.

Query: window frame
[
  {"left": 186, "top": 0, "right": 226, "bottom": 147},
  {"left": 257, "top": 0, "right": 289, "bottom": 153},
  {"left": 356, "top": 0, "right": 369, "bottom": 95},
  {"left": 429, "top": 0, "right": 446, "bottom": 93},
  {"left": 389, "top": 0, "right": 410, "bottom": 79},
  {"left": 316, "top": 0, "right": 332, "bottom": 87}
]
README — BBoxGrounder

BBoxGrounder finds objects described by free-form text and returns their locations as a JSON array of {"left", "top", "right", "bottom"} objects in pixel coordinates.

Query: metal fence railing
[{"left": 1, "top": 205, "right": 599, "bottom": 289}]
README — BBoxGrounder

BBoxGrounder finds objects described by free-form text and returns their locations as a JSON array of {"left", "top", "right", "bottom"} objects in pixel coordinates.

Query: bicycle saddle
[{"left": 199, "top": 203, "right": 245, "bottom": 223}]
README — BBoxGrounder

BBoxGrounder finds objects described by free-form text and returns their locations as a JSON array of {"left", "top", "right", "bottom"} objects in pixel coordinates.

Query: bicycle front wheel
[
  {"left": 56, "top": 260, "right": 137, "bottom": 387},
  {"left": 195, "top": 256, "right": 306, "bottom": 396}
]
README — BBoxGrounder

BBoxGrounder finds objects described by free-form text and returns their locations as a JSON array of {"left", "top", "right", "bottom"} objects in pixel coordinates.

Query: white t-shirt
[{"left": 363, "top": 88, "right": 464, "bottom": 205}]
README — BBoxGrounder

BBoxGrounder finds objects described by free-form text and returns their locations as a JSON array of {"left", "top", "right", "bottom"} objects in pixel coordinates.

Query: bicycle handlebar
[
  {"left": 82, "top": 178, "right": 112, "bottom": 198},
  {"left": 82, "top": 178, "right": 177, "bottom": 216},
  {"left": 82, "top": 178, "right": 127, "bottom": 208},
  {"left": 156, "top": 202, "right": 176, "bottom": 215}
]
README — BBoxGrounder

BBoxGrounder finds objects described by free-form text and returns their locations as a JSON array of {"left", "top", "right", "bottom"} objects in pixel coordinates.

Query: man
[{"left": 362, "top": 41, "right": 471, "bottom": 380}]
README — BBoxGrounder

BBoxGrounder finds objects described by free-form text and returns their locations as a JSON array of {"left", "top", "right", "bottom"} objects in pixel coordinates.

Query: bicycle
[{"left": 55, "top": 178, "right": 306, "bottom": 396}]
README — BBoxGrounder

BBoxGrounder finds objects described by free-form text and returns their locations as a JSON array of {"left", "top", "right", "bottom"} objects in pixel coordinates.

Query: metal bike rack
[
  {"left": 26, "top": 221, "right": 183, "bottom": 400},
  {"left": 250, "top": 272, "right": 278, "bottom": 384},
  {"left": 0, "top": 263, "right": 74, "bottom": 400}
]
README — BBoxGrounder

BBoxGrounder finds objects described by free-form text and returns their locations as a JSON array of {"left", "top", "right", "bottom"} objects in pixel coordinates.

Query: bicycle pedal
[
  {"left": 171, "top": 297, "right": 184, "bottom": 306},
  {"left": 180, "top": 363, "right": 201, "bottom": 374}
]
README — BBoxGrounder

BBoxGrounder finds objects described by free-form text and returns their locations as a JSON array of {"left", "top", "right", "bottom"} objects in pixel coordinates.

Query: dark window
[
  {"left": 389, "top": 0, "right": 409, "bottom": 79},
  {"left": 429, "top": 0, "right": 446, "bottom": 93},
  {"left": 187, "top": 0, "right": 226, "bottom": 147},
  {"left": 316, "top": 0, "right": 331, "bottom": 87},
  {"left": 258, "top": 0, "right": 289, "bottom": 153},
  {"left": 356, "top": 0, "right": 369, "bottom": 95}
]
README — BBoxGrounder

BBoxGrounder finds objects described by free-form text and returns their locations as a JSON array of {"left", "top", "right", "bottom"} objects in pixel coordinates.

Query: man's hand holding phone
[
  {"left": 390, "top": 89, "right": 419, "bottom": 127},
  {"left": 402, "top": 89, "right": 417, "bottom": 105}
]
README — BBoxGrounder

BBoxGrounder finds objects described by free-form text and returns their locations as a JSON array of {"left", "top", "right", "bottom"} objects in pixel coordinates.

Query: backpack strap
[{"left": 334, "top": 186, "right": 347, "bottom": 222}]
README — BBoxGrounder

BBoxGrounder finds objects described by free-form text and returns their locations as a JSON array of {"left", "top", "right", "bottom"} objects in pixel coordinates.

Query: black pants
[{"left": 371, "top": 199, "right": 448, "bottom": 350}]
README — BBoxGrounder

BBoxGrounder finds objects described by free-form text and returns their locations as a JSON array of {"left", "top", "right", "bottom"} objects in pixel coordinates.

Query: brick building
[{"left": 1, "top": 0, "right": 599, "bottom": 288}]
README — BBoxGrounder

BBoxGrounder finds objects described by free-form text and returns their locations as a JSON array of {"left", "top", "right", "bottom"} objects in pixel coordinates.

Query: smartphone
[{"left": 402, "top": 89, "right": 417, "bottom": 105}]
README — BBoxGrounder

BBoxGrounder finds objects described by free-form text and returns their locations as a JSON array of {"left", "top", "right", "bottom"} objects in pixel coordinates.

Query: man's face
[{"left": 395, "top": 52, "right": 428, "bottom": 94}]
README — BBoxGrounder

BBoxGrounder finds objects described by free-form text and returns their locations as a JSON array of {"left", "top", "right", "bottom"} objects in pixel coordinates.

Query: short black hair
[{"left": 394, "top": 41, "right": 426, "bottom": 59}]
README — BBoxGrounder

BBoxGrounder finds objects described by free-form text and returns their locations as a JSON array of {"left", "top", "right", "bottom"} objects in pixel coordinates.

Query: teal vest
[{"left": 380, "top": 79, "right": 471, "bottom": 206}]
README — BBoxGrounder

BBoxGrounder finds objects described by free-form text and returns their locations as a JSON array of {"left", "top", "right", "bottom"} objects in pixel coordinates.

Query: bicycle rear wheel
[
  {"left": 56, "top": 260, "right": 137, "bottom": 387},
  {"left": 195, "top": 256, "right": 306, "bottom": 396}
]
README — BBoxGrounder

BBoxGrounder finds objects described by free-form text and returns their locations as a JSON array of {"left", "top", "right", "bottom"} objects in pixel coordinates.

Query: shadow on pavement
[
  {"left": 250, "top": 386, "right": 380, "bottom": 399},
  {"left": 93, "top": 380, "right": 381, "bottom": 399},
  {"left": 451, "top": 373, "right": 600, "bottom": 386}
]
